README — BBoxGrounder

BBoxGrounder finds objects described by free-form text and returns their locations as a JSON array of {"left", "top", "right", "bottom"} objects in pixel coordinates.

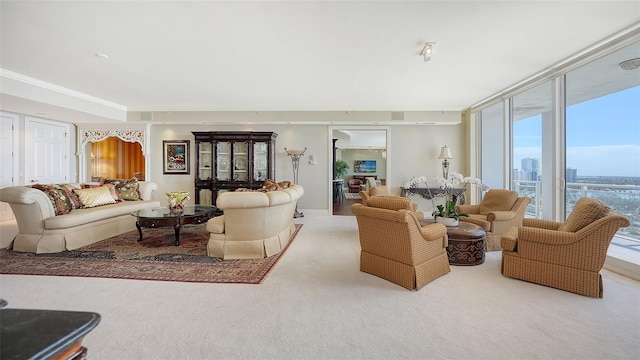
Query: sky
[{"left": 514, "top": 86, "right": 640, "bottom": 177}]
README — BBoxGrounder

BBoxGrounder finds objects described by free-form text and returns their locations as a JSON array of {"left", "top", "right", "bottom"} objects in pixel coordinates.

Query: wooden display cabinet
[{"left": 192, "top": 131, "right": 277, "bottom": 205}]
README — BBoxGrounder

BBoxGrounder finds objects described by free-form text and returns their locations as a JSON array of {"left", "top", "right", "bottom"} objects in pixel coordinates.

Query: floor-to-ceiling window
[
  {"left": 565, "top": 43, "right": 640, "bottom": 260},
  {"left": 473, "top": 38, "right": 640, "bottom": 268},
  {"left": 512, "top": 82, "right": 552, "bottom": 219},
  {"left": 480, "top": 102, "right": 506, "bottom": 190}
]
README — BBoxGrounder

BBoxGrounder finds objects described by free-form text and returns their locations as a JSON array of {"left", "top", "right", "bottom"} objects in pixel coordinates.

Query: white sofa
[
  {"left": 206, "top": 184, "right": 304, "bottom": 259},
  {"left": 0, "top": 182, "right": 160, "bottom": 253}
]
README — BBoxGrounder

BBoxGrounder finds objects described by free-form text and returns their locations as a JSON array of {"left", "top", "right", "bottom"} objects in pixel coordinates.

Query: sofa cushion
[
  {"left": 44, "top": 200, "right": 158, "bottom": 230},
  {"left": 32, "top": 184, "right": 73, "bottom": 215},
  {"left": 73, "top": 186, "right": 117, "bottom": 208},
  {"left": 59, "top": 184, "right": 83, "bottom": 209},
  {"left": 103, "top": 178, "right": 140, "bottom": 201},
  {"left": 479, "top": 189, "right": 518, "bottom": 215},
  {"left": 558, "top": 197, "right": 608, "bottom": 232}
]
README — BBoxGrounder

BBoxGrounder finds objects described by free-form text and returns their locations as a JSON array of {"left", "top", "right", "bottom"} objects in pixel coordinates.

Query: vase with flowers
[{"left": 430, "top": 172, "right": 487, "bottom": 226}]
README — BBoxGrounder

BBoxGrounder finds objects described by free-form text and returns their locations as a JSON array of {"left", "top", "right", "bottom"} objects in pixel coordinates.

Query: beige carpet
[{"left": 1, "top": 212, "right": 639, "bottom": 360}]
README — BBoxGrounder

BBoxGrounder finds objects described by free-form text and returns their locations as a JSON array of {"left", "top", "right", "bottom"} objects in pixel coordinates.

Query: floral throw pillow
[
  {"left": 103, "top": 178, "right": 140, "bottom": 201},
  {"left": 32, "top": 184, "right": 73, "bottom": 215},
  {"left": 59, "top": 184, "right": 83, "bottom": 209}
]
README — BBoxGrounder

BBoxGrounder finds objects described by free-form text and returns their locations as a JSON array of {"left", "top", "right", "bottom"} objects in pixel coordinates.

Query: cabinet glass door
[
  {"left": 233, "top": 141, "right": 248, "bottom": 182},
  {"left": 216, "top": 142, "right": 231, "bottom": 181},
  {"left": 198, "top": 142, "right": 213, "bottom": 181},
  {"left": 254, "top": 142, "right": 268, "bottom": 181}
]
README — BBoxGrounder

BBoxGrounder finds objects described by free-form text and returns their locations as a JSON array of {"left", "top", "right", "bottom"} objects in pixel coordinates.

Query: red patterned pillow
[
  {"left": 32, "top": 184, "right": 73, "bottom": 215},
  {"left": 59, "top": 184, "right": 83, "bottom": 209}
]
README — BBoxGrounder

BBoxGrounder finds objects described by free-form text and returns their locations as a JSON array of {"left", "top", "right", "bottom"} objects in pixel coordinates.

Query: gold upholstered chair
[
  {"left": 351, "top": 196, "right": 450, "bottom": 290},
  {"left": 456, "top": 189, "right": 530, "bottom": 252},
  {"left": 500, "top": 197, "right": 630, "bottom": 298},
  {"left": 359, "top": 185, "right": 424, "bottom": 219}
]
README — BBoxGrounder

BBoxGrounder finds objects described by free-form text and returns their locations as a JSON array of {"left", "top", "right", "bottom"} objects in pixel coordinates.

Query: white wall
[
  {"left": 149, "top": 124, "right": 328, "bottom": 213},
  {"left": 2, "top": 111, "right": 466, "bottom": 214},
  {"left": 148, "top": 122, "right": 465, "bottom": 213}
]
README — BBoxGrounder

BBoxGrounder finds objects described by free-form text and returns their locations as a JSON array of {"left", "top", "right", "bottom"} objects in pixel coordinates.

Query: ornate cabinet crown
[{"left": 192, "top": 131, "right": 277, "bottom": 204}]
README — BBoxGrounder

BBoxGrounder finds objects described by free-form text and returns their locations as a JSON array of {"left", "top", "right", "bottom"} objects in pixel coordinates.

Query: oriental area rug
[{"left": 0, "top": 224, "right": 302, "bottom": 284}]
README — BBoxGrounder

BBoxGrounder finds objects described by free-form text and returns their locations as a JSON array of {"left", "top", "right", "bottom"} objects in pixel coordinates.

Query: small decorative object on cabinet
[{"left": 192, "top": 131, "right": 277, "bottom": 205}]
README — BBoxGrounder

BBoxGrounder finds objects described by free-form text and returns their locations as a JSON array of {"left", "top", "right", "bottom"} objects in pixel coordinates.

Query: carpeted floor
[{"left": 0, "top": 224, "right": 302, "bottom": 284}]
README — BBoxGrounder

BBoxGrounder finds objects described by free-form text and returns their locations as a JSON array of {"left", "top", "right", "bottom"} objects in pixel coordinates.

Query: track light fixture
[{"left": 420, "top": 42, "right": 436, "bottom": 62}]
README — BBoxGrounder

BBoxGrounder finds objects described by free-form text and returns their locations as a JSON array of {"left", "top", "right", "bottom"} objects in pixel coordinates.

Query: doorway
[{"left": 329, "top": 127, "right": 389, "bottom": 215}]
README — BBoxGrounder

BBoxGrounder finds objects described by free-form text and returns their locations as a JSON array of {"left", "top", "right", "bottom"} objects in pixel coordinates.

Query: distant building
[
  {"left": 566, "top": 168, "right": 577, "bottom": 183},
  {"left": 520, "top": 158, "right": 539, "bottom": 181}
]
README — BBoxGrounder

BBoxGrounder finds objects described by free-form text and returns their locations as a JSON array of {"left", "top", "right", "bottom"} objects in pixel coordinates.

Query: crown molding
[{"left": 0, "top": 69, "right": 127, "bottom": 111}]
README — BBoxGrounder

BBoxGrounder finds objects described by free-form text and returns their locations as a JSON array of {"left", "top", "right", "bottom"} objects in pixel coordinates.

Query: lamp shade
[
  {"left": 438, "top": 146, "right": 453, "bottom": 159},
  {"left": 285, "top": 148, "right": 306, "bottom": 156}
]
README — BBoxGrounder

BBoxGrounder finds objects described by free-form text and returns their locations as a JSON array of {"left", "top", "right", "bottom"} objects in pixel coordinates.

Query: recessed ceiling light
[
  {"left": 619, "top": 58, "right": 640, "bottom": 71},
  {"left": 94, "top": 53, "right": 109, "bottom": 60}
]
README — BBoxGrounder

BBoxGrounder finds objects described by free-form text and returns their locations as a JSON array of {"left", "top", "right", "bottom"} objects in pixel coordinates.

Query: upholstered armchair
[
  {"left": 359, "top": 186, "right": 424, "bottom": 219},
  {"left": 501, "top": 197, "right": 630, "bottom": 298},
  {"left": 351, "top": 196, "right": 450, "bottom": 290},
  {"left": 348, "top": 179, "right": 363, "bottom": 193},
  {"left": 456, "top": 189, "right": 531, "bottom": 251}
]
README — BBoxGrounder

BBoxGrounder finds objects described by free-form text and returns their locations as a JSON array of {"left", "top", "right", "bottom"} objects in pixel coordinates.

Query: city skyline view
[{"left": 514, "top": 86, "right": 640, "bottom": 178}]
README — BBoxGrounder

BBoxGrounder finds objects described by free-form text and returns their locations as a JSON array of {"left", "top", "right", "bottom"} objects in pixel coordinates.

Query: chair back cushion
[
  {"left": 369, "top": 186, "right": 389, "bottom": 196},
  {"left": 558, "top": 197, "right": 609, "bottom": 232},
  {"left": 479, "top": 189, "right": 518, "bottom": 215},
  {"left": 366, "top": 196, "right": 414, "bottom": 212}
]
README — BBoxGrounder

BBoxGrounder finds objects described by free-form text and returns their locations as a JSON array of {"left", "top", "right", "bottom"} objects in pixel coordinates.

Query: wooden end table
[
  {"left": 419, "top": 219, "right": 486, "bottom": 265},
  {"left": 131, "top": 205, "right": 221, "bottom": 246}
]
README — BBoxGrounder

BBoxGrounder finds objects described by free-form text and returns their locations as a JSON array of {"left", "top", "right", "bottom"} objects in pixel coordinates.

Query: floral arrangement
[
  {"left": 404, "top": 176, "right": 429, "bottom": 189},
  {"left": 431, "top": 172, "right": 487, "bottom": 220}
]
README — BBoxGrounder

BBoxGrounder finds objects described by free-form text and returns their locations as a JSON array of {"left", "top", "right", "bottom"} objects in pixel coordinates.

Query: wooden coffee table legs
[{"left": 135, "top": 218, "right": 183, "bottom": 246}]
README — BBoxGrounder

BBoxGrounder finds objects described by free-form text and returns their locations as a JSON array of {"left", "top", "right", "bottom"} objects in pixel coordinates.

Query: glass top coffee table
[{"left": 131, "top": 205, "right": 222, "bottom": 246}]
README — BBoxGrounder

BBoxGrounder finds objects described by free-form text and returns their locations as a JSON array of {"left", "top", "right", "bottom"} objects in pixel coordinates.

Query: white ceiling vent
[{"left": 391, "top": 112, "right": 405, "bottom": 121}]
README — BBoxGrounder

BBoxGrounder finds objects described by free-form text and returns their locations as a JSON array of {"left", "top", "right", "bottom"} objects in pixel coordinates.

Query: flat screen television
[{"left": 354, "top": 160, "right": 376, "bottom": 173}]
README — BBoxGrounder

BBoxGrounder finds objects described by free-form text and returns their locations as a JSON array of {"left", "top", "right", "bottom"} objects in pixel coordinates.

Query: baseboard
[{"left": 604, "top": 255, "right": 640, "bottom": 282}]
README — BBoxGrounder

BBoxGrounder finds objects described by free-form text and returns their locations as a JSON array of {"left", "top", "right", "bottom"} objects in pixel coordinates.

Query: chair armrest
[
  {"left": 206, "top": 215, "right": 225, "bottom": 234},
  {"left": 518, "top": 226, "right": 579, "bottom": 245},
  {"left": 459, "top": 216, "right": 490, "bottom": 231},
  {"left": 501, "top": 226, "right": 519, "bottom": 251},
  {"left": 523, "top": 218, "right": 562, "bottom": 230},
  {"left": 418, "top": 222, "right": 447, "bottom": 241},
  {"left": 486, "top": 211, "right": 516, "bottom": 221},
  {"left": 456, "top": 204, "right": 480, "bottom": 214}
]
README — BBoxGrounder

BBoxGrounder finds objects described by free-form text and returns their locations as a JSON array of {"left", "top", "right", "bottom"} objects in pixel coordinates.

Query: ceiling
[{"left": 1, "top": 1, "right": 639, "bottom": 124}]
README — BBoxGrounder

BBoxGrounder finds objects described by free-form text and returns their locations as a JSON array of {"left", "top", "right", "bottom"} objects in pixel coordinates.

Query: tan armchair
[
  {"left": 351, "top": 196, "right": 450, "bottom": 290},
  {"left": 501, "top": 197, "right": 630, "bottom": 298},
  {"left": 456, "top": 189, "right": 530, "bottom": 252},
  {"left": 359, "top": 186, "right": 424, "bottom": 219}
]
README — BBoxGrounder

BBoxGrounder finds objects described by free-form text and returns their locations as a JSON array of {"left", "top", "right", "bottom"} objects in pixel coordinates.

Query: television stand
[{"left": 352, "top": 175, "right": 377, "bottom": 181}]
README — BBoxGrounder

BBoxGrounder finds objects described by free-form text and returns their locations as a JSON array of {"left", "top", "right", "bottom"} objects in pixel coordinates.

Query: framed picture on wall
[{"left": 163, "top": 140, "right": 190, "bottom": 174}]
